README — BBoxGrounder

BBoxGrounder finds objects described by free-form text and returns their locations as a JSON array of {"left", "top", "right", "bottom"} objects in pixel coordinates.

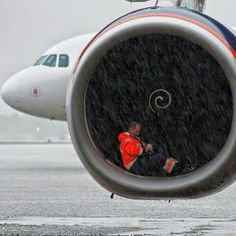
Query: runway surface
[{"left": 1, "top": 144, "right": 236, "bottom": 235}]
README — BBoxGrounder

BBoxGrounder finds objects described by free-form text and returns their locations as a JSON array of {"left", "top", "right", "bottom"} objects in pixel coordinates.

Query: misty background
[{"left": 0, "top": 0, "right": 235, "bottom": 141}]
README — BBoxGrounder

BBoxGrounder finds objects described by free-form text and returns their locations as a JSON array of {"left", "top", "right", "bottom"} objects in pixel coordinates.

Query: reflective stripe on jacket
[{"left": 118, "top": 132, "right": 144, "bottom": 170}]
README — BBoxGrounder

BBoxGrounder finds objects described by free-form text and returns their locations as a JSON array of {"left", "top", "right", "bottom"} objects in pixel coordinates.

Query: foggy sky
[{"left": 0, "top": 0, "right": 236, "bottom": 115}]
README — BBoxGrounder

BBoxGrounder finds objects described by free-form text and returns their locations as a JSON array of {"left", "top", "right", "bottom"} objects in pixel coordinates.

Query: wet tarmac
[{"left": 1, "top": 144, "right": 236, "bottom": 235}]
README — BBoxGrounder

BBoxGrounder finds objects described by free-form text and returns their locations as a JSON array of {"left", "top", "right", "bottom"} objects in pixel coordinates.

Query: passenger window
[
  {"left": 59, "top": 54, "right": 69, "bottom": 67},
  {"left": 34, "top": 55, "right": 48, "bottom": 66},
  {"left": 43, "top": 54, "right": 57, "bottom": 67}
]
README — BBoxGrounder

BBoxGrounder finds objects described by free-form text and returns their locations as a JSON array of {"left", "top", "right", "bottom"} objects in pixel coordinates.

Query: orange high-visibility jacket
[{"left": 118, "top": 132, "right": 146, "bottom": 170}]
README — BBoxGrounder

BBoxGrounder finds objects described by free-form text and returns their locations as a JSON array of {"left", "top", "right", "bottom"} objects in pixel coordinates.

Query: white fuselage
[{"left": 1, "top": 33, "right": 96, "bottom": 121}]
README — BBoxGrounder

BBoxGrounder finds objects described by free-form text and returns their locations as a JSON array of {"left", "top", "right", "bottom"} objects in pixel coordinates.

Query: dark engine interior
[{"left": 85, "top": 33, "right": 233, "bottom": 177}]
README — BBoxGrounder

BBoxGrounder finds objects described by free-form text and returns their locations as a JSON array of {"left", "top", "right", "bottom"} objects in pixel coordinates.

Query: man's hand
[{"left": 145, "top": 144, "right": 153, "bottom": 153}]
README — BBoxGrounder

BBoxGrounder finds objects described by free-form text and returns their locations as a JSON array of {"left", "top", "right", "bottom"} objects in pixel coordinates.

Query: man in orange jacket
[{"left": 118, "top": 121, "right": 178, "bottom": 176}]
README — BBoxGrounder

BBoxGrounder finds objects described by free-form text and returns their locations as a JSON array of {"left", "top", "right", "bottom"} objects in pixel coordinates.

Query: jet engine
[{"left": 67, "top": 7, "right": 236, "bottom": 199}]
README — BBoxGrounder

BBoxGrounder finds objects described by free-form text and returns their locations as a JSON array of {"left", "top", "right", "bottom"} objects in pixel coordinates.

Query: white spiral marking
[{"left": 149, "top": 89, "right": 172, "bottom": 112}]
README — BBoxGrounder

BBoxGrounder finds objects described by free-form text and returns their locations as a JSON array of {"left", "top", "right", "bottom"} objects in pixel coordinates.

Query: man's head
[{"left": 128, "top": 121, "right": 141, "bottom": 136}]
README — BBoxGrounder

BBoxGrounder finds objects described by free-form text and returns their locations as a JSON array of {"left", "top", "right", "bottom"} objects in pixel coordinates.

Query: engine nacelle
[{"left": 67, "top": 7, "right": 236, "bottom": 199}]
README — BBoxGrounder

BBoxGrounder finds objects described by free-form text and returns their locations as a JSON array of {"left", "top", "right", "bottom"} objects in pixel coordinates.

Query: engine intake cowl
[{"left": 67, "top": 7, "right": 236, "bottom": 199}]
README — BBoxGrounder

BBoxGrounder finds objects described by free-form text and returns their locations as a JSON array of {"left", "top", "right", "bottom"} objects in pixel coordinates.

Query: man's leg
[
  {"left": 128, "top": 153, "right": 178, "bottom": 176},
  {"left": 143, "top": 153, "right": 167, "bottom": 176},
  {"left": 128, "top": 158, "right": 144, "bottom": 176},
  {"left": 129, "top": 153, "right": 166, "bottom": 176}
]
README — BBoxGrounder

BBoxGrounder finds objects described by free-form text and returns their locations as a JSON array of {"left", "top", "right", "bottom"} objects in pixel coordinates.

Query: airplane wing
[
  {"left": 231, "top": 26, "right": 236, "bottom": 32},
  {"left": 126, "top": 0, "right": 206, "bottom": 12},
  {"left": 126, "top": 0, "right": 151, "bottom": 1}
]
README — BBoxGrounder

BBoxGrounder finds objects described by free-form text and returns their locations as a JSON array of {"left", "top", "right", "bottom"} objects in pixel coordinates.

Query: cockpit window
[
  {"left": 59, "top": 54, "right": 69, "bottom": 67},
  {"left": 42, "top": 54, "right": 57, "bottom": 67},
  {"left": 33, "top": 55, "right": 48, "bottom": 66}
]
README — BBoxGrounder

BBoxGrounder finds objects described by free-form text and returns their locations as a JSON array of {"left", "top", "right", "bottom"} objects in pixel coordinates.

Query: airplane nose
[
  {"left": 1, "top": 80, "right": 13, "bottom": 106},
  {"left": 1, "top": 82, "right": 7, "bottom": 102},
  {"left": 1, "top": 75, "right": 21, "bottom": 110}
]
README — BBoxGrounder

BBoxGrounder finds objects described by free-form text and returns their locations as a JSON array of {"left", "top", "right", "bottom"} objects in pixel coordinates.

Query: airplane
[
  {"left": 2, "top": 0, "right": 236, "bottom": 200},
  {"left": 1, "top": 33, "right": 96, "bottom": 121}
]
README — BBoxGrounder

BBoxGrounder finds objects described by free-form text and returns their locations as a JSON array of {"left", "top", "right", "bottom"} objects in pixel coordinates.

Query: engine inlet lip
[{"left": 68, "top": 13, "right": 236, "bottom": 199}]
